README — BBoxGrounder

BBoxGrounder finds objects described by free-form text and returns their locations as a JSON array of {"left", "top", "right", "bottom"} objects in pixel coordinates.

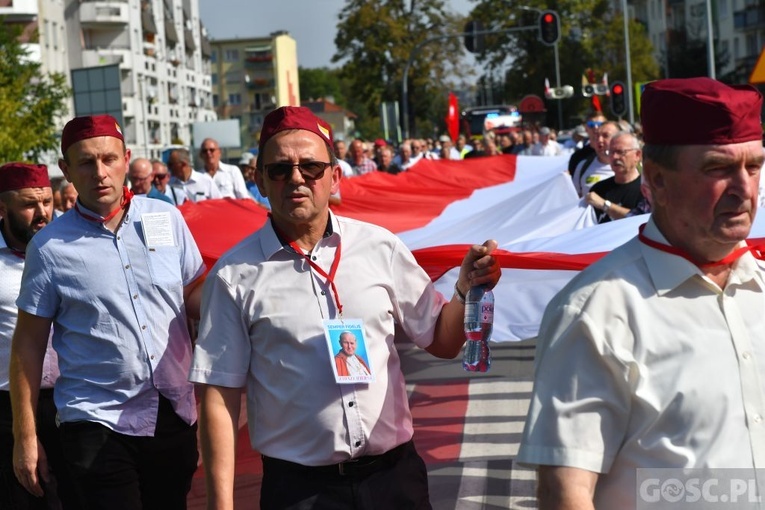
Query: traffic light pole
[
  {"left": 553, "top": 43, "right": 563, "bottom": 129},
  {"left": 401, "top": 25, "right": 536, "bottom": 140}
]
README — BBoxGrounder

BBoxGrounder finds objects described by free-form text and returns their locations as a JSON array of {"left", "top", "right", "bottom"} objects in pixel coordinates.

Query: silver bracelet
[{"left": 453, "top": 283, "right": 466, "bottom": 304}]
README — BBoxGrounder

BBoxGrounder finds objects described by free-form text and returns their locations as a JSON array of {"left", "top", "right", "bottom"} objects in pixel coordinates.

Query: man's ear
[
  {"left": 642, "top": 160, "right": 667, "bottom": 207},
  {"left": 330, "top": 164, "right": 341, "bottom": 195},
  {"left": 58, "top": 158, "right": 71, "bottom": 182},
  {"left": 254, "top": 169, "right": 267, "bottom": 197}
]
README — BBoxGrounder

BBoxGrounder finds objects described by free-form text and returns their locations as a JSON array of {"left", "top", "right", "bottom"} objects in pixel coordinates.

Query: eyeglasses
[
  {"left": 586, "top": 121, "right": 604, "bottom": 129},
  {"left": 200, "top": 148, "right": 218, "bottom": 153},
  {"left": 608, "top": 148, "right": 639, "bottom": 157},
  {"left": 154, "top": 173, "right": 169, "bottom": 180},
  {"left": 264, "top": 161, "right": 332, "bottom": 181}
]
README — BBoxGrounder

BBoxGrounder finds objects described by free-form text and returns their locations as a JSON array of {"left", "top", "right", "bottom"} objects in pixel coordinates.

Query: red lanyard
[
  {"left": 75, "top": 186, "right": 134, "bottom": 224},
  {"left": 270, "top": 218, "right": 344, "bottom": 316},
  {"left": 638, "top": 224, "right": 765, "bottom": 268}
]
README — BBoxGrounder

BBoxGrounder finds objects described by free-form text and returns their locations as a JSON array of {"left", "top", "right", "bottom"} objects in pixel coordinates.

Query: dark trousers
[
  {"left": 260, "top": 440, "right": 432, "bottom": 510},
  {"left": 0, "top": 389, "right": 80, "bottom": 510},
  {"left": 58, "top": 395, "right": 198, "bottom": 510}
]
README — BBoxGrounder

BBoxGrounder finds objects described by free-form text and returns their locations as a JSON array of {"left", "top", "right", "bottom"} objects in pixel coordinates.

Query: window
[
  {"left": 211, "top": 73, "right": 218, "bottom": 85},
  {"left": 228, "top": 93, "right": 241, "bottom": 105},
  {"left": 718, "top": 0, "right": 729, "bottom": 19},
  {"left": 224, "top": 49, "right": 239, "bottom": 62},
  {"left": 213, "top": 94, "right": 219, "bottom": 107},
  {"left": 225, "top": 71, "right": 241, "bottom": 84},
  {"left": 210, "top": 50, "right": 217, "bottom": 63}
]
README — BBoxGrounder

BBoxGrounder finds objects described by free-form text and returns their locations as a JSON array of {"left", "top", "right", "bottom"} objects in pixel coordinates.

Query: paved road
[{"left": 188, "top": 338, "right": 539, "bottom": 509}]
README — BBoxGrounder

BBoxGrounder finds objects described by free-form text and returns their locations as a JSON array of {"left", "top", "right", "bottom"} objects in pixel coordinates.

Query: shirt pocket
[{"left": 146, "top": 246, "right": 182, "bottom": 286}]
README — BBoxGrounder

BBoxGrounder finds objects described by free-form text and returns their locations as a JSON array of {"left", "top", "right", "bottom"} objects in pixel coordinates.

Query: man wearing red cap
[
  {"left": 347, "top": 138, "right": 378, "bottom": 175},
  {"left": 189, "top": 106, "right": 501, "bottom": 509},
  {"left": 518, "top": 78, "right": 765, "bottom": 509},
  {"left": 10, "top": 115, "right": 206, "bottom": 509},
  {"left": 0, "top": 163, "right": 78, "bottom": 508}
]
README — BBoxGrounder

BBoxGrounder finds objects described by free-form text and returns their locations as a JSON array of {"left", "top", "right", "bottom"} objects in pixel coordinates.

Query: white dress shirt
[
  {"left": 202, "top": 162, "right": 253, "bottom": 199},
  {"left": 517, "top": 218, "right": 765, "bottom": 509},
  {"left": 190, "top": 212, "right": 447, "bottom": 466}
]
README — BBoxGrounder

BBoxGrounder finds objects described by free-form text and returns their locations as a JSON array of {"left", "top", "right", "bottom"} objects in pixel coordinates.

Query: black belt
[{"left": 262, "top": 440, "right": 412, "bottom": 478}]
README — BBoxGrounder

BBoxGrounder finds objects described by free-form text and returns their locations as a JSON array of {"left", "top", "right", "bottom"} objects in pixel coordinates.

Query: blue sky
[{"left": 199, "top": 0, "right": 474, "bottom": 69}]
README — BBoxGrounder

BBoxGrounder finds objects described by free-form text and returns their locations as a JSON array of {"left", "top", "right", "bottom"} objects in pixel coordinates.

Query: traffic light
[
  {"left": 464, "top": 20, "right": 485, "bottom": 54},
  {"left": 539, "top": 10, "right": 560, "bottom": 46},
  {"left": 610, "top": 81, "right": 628, "bottom": 117}
]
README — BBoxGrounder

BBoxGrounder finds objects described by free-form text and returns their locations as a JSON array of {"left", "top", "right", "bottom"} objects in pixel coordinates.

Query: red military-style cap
[
  {"left": 374, "top": 138, "right": 387, "bottom": 148},
  {"left": 641, "top": 77, "right": 763, "bottom": 145},
  {"left": 258, "top": 106, "right": 333, "bottom": 154},
  {"left": 0, "top": 162, "right": 51, "bottom": 193},
  {"left": 61, "top": 114, "right": 124, "bottom": 156}
]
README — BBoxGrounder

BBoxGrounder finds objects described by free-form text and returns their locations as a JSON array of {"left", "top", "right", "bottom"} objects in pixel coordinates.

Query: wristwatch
[{"left": 603, "top": 200, "right": 612, "bottom": 211}]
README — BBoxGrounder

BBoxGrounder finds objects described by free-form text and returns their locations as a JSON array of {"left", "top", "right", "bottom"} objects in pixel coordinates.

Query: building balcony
[
  {"left": 0, "top": 0, "right": 38, "bottom": 20},
  {"left": 244, "top": 59, "right": 273, "bottom": 70},
  {"left": 82, "top": 47, "right": 133, "bottom": 69},
  {"left": 736, "top": 54, "right": 759, "bottom": 70},
  {"left": 246, "top": 78, "right": 275, "bottom": 91},
  {"left": 734, "top": 5, "right": 765, "bottom": 30},
  {"left": 80, "top": 2, "right": 129, "bottom": 27},
  {"left": 123, "top": 97, "right": 136, "bottom": 118}
]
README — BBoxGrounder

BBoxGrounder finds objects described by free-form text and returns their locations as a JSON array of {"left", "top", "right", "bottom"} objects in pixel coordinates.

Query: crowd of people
[{"left": 1, "top": 76, "right": 764, "bottom": 510}]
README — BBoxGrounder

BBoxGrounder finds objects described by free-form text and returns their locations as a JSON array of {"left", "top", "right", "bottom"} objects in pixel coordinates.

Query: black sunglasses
[{"left": 264, "top": 161, "right": 331, "bottom": 181}]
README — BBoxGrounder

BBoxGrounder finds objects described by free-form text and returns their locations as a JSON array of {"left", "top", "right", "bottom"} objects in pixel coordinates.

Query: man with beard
[{"left": 0, "top": 163, "right": 79, "bottom": 508}]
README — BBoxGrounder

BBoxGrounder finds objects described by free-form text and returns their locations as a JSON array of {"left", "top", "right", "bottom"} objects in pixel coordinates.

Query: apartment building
[
  {"left": 210, "top": 31, "right": 300, "bottom": 153},
  {"left": 1, "top": 0, "right": 216, "bottom": 161},
  {"left": 630, "top": 0, "right": 764, "bottom": 82}
]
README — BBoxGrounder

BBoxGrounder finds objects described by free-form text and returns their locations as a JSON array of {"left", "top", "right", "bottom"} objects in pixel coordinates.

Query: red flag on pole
[{"left": 446, "top": 92, "right": 459, "bottom": 141}]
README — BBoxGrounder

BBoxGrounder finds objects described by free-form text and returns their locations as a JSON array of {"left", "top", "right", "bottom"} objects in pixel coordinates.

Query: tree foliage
[
  {"left": 467, "top": 0, "right": 660, "bottom": 126},
  {"left": 333, "top": 0, "right": 466, "bottom": 138},
  {"left": 0, "top": 21, "right": 70, "bottom": 162},
  {"left": 298, "top": 67, "right": 346, "bottom": 105}
]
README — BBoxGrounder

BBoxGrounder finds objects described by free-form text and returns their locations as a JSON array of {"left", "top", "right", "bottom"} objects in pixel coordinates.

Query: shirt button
[
  {"left": 141, "top": 325, "right": 147, "bottom": 330},
  {"left": 125, "top": 264, "right": 130, "bottom": 269},
  {"left": 755, "top": 415, "right": 763, "bottom": 423},
  {"left": 133, "top": 294, "right": 138, "bottom": 300},
  {"left": 355, "top": 441, "right": 361, "bottom": 447},
  {"left": 312, "top": 255, "right": 317, "bottom": 261},
  {"left": 321, "top": 290, "right": 326, "bottom": 295},
  {"left": 743, "top": 352, "right": 751, "bottom": 360},
  {"left": 150, "top": 355, "right": 155, "bottom": 360},
  {"left": 117, "top": 236, "right": 120, "bottom": 240},
  {"left": 348, "top": 401, "right": 354, "bottom": 407}
]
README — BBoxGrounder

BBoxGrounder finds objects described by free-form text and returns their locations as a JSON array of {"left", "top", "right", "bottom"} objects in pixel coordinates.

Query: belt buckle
[{"left": 338, "top": 459, "right": 359, "bottom": 476}]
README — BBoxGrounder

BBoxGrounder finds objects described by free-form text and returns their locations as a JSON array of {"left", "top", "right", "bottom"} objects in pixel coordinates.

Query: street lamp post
[
  {"left": 706, "top": 0, "right": 716, "bottom": 79},
  {"left": 621, "top": 0, "right": 635, "bottom": 124}
]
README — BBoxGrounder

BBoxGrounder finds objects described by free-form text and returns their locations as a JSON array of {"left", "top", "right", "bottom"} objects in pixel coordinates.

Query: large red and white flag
[{"left": 179, "top": 155, "right": 765, "bottom": 342}]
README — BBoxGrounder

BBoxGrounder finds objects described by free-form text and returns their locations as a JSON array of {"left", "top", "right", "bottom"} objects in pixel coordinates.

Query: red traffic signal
[
  {"left": 539, "top": 10, "right": 560, "bottom": 46},
  {"left": 610, "top": 81, "right": 628, "bottom": 117}
]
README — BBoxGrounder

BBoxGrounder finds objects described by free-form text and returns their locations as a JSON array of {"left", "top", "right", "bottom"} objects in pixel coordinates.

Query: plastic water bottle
[{"left": 462, "top": 285, "right": 493, "bottom": 372}]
